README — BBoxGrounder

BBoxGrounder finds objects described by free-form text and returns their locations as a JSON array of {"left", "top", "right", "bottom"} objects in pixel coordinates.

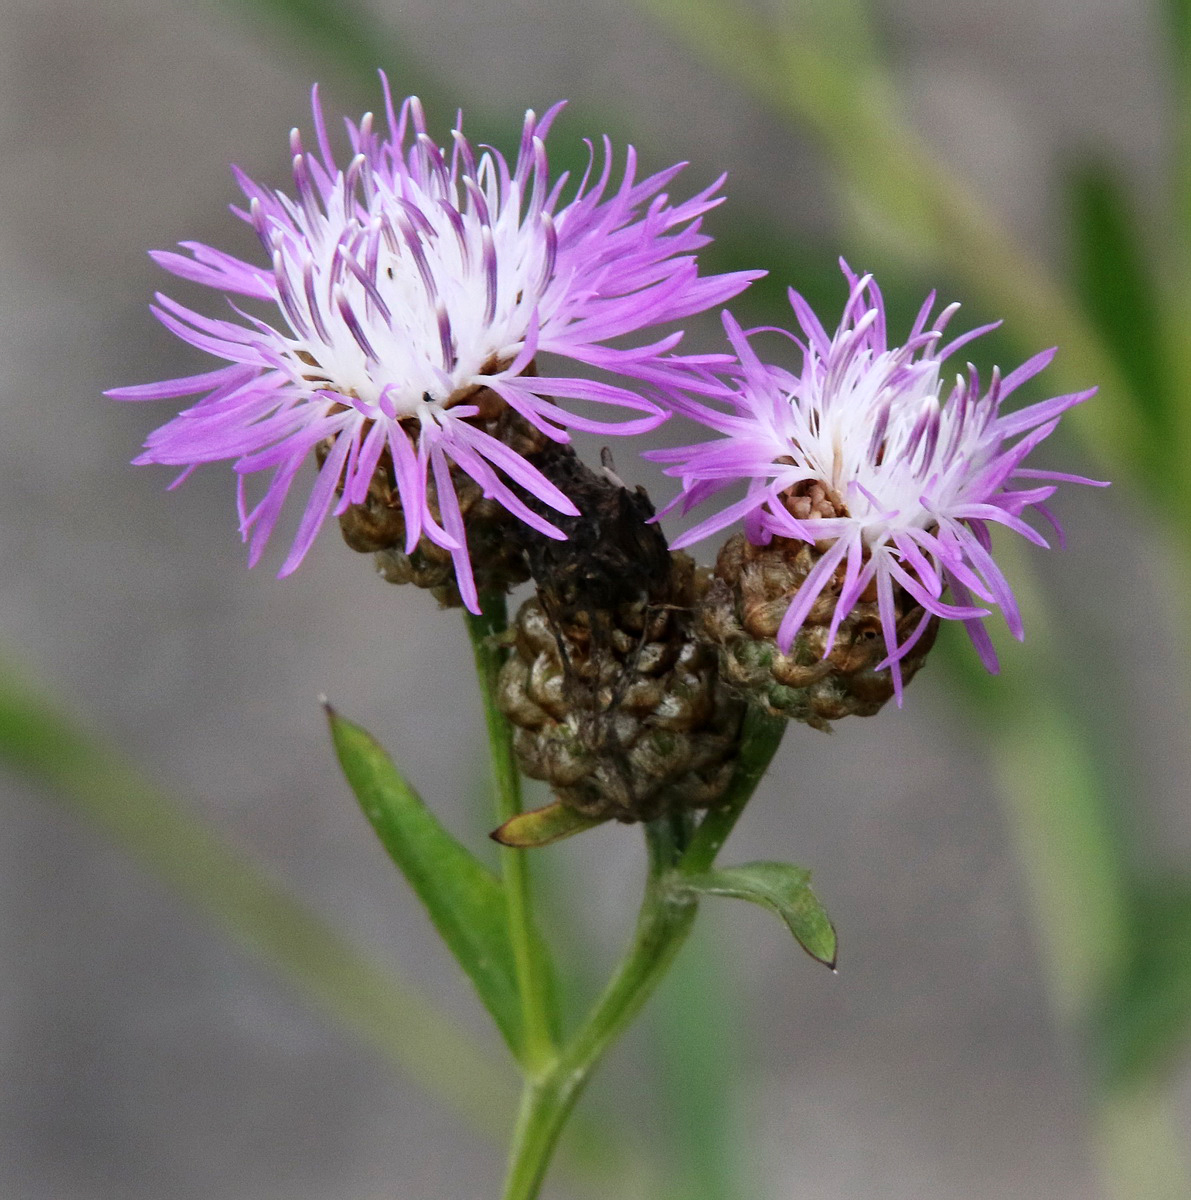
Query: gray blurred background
[{"left": 1, "top": 0, "right": 1187, "bottom": 1197}]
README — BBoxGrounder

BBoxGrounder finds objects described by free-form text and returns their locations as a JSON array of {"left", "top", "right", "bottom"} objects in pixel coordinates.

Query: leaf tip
[
  {"left": 491, "top": 802, "right": 609, "bottom": 848},
  {"left": 489, "top": 823, "right": 516, "bottom": 846},
  {"left": 803, "top": 921, "right": 838, "bottom": 970}
]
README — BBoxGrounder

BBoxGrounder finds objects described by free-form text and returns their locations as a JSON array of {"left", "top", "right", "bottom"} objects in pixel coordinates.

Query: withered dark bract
[{"left": 500, "top": 445, "right": 742, "bottom": 823}]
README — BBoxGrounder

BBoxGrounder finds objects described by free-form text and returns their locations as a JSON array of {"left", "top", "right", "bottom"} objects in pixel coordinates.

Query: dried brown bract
[{"left": 499, "top": 451, "right": 743, "bottom": 822}]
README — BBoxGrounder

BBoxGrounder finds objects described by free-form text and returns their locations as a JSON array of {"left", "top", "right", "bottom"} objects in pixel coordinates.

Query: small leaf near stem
[
  {"left": 465, "top": 598, "right": 560, "bottom": 1072},
  {"left": 677, "top": 862, "right": 838, "bottom": 969}
]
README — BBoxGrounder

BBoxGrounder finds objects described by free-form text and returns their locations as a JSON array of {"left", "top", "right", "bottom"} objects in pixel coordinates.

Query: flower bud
[{"left": 701, "top": 532, "right": 938, "bottom": 728}]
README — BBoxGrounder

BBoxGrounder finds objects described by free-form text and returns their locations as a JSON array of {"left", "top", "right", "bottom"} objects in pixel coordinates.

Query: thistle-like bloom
[
  {"left": 108, "top": 78, "right": 759, "bottom": 610},
  {"left": 652, "top": 263, "right": 1104, "bottom": 697}
]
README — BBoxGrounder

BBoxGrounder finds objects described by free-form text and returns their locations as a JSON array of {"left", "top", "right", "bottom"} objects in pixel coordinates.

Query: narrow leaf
[
  {"left": 0, "top": 664, "right": 517, "bottom": 1133},
  {"left": 491, "top": 800, "right": 609, "bottom": 847},
  {"left": 680, "top": 862, "right": 837, "bottom": 968},
  {"left": 327, "top": 704, "right": 525, "bottom": 1053},
  {"left": 1065, "top": 159, "right": 1168, "bottom": 446}
]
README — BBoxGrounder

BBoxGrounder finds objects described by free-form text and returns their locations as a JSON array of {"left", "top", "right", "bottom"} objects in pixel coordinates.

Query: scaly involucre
[
  {"left": 652, "top": 262, "right": 1104, "bottom": 697},
  {"left": 109, "top": 77, "right": 759, "bottom": 609}
]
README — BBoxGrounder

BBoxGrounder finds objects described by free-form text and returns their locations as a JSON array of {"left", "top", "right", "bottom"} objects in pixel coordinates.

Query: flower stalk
[
  {"left": 466, "top": 597, "right": 559, "bottom": 1074},
  {"left": 499, "top": 708, "right": 787, "bottom": 1200}
]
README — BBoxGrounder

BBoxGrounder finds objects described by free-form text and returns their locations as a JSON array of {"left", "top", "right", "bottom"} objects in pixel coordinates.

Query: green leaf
[
  {"left": 327, "top": 704, "right": 526, "bottom": 1054},
  {"left": 491, "top": 800, "right": 609, "bottom": 847},
  {"left": 1065, "top": 159, "right": 1168, "bottom": 448},
  {"left": 1099, "top": 880, "right": 1191, "bottom": 1085},
  {"left": 678, "top": 862, "right": 837, "bottom": 968},
  {"left": 0, "top": 664, "right": 518, "bottom": 1133}
]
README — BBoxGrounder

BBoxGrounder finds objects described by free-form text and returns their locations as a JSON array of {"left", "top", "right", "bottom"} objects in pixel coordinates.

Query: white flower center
[{"left": 261, "top": 149, "right": 556, "bottom": 421}]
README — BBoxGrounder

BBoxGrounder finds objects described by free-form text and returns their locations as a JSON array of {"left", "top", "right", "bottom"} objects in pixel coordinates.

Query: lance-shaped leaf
[
  {"left": 678, "top": 862, "right": 837, "bottom": 968},
  {"left": 0, "top": 667, "right": 518, "bottom": 1130},
  {"left": 327, "top": 704, "right": 527, "bottom": 1054}
]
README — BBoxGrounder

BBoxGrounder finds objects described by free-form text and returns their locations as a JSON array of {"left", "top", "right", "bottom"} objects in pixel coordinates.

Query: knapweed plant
[{"left": 108, "top": 80, "right": 1099, "bottom": 1199}]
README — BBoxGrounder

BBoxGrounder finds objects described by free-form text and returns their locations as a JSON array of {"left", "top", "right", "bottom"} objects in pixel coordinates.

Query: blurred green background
[{"left": 1, "top": 0, "right": 1188, "bottom": 1197}]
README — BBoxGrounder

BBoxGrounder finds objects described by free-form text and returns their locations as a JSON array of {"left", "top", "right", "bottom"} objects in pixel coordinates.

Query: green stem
[
  {"left": 501, "top": 823, "right": 697, "bottom": 1200},
  {"left": 682, "top": 709, "right": 788, "bottom": 874},
  {"left": 465, "top": 598, "right": 558, "bottom": 1073},
  {"left": 1, "top": 656, "right": 654, "bottom": 1193},
  {"left": 499, "top": 707, "right": 788, "bottom": 1200}
]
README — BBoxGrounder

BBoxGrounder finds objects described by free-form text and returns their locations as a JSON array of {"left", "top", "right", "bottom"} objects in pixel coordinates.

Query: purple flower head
[
  {"left": 108, "top": 77, "right": 761, "bottom": 610},
  {"left": 652, "top": 262, "right": 1106, "bottom": 700}
]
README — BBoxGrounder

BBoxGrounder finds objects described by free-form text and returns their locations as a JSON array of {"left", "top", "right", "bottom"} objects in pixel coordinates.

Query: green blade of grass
[
  {"left": 1099, "top": 880, "right": 1191, "bottom": 1085},
  {"left": 0, "top": 661, "right": 517, "bottom": 1137},
  {"left": 1065, "top": 158, "right": 1169, "bottom": 484}
]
